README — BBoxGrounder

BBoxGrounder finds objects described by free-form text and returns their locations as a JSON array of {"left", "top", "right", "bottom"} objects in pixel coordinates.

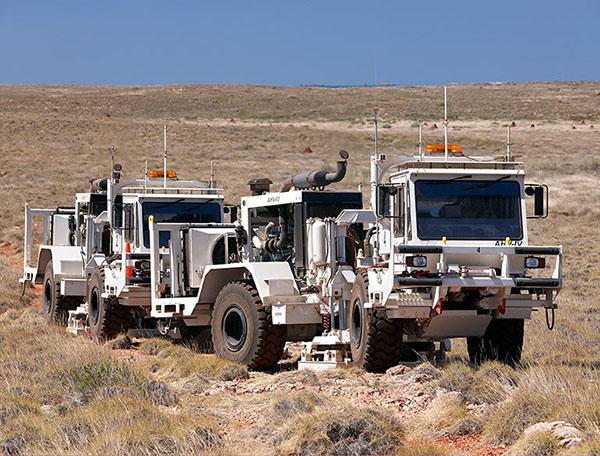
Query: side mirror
[
  {"left": 113, "top": 195, "right": 123, "bottom": 227},
  {"left": 376, "top": 184, "right": 397, "bottom": 218},
  {"left": 224, "top": 205, "right": 238, "bottom": 223},
  {"left": 525, "top": 184, "right": 548, "bottom": 218}
]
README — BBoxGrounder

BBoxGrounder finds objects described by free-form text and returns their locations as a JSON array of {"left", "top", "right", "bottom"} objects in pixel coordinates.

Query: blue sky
[{"left": 0, "top": 1, "right": 598, "bottom": 86}]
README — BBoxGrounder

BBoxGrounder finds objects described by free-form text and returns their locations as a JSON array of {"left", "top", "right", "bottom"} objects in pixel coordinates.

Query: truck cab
[
  {"left": 345, "top": 146, "right": 562, "bottom": 369},
  {"left": 21, "top": 164, "right": 231, "bottom": 339},
  {"left": 147, "top": 151, "right": 363, "bottom": 369}
]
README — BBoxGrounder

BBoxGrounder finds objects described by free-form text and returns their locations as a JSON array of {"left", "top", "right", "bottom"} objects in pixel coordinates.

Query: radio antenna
[
  {"left": 443, "top": 86, "right": 449, "bottom": 162},
  {"left": 163, "top": 124, "right": 167, "bottom": 189},
  {"left": 110, "top": 146, "right": 115, "bottom": 182},
  {"left": 506, "top": 125, "right": 512, "bottom": 161},
  {"left": 418, "top": 123, "right": 423, "bottom": 160},
  {"left": 374, "top": 108, "right": 379, "bottom": 156},
  {"left": 209, "top": 161, "right": 216, "bottom": 189}
]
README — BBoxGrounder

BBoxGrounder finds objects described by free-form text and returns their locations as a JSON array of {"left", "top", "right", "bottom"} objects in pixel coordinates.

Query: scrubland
[{"left": 0, "top": 82, "right": 599, "bottom": 455}]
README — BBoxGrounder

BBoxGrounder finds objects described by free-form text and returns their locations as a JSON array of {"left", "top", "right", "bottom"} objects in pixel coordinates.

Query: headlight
[
  {"left": 407, "top": 255, "right": 427, "bottom": 268},
  {"left": 135, "top": 260, "right": 151, "bottom": 271},
  {"left": 524, "top": 256, "right": 545, "bottom": 268}
]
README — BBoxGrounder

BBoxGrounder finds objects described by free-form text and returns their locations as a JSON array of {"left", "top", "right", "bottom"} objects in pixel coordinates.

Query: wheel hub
[
  {"left": 43, "top": 279, "right": 52, "bottom": 314},
  {"left": 351, "top": 297, "right": 363, "bottom": 349},
  {"left": 222, "top": 304, "right": 247, "bottom": 352},
  {"left": 90, "top": 288, "right": 100, "bottom": 325}
]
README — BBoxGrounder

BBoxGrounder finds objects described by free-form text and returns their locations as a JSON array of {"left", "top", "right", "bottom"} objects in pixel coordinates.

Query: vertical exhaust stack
[
  {"left": 247, "top": 178, "right": 273, "bottom": 196},
  {"left": 280, "top": 150, "right": 350, "bottom": 192}
]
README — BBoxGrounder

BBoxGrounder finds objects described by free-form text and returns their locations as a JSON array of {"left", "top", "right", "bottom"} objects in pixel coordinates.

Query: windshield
[
  {"left": 142, "top": 200, "right": 222, "bottom": 247},
  {"left": 414, "top": 180, "right": 522, "bottom": 240}
]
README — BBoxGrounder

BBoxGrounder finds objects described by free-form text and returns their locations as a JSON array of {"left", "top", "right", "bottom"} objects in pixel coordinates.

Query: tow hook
[
  {"left": 435, "top": 298, "right": 444, "bottom": 315},
  {"left": 497, "top": 298, "right": 506, "bottom": 315}
]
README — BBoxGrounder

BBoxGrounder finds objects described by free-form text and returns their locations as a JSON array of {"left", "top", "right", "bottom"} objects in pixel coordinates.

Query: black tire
[
  {"left": 211, "top": 281, "right": 285, "bottom": 371},
  {"left": 467, "top": 318, "right": 524, "bottom": 366},
  {"left": 43, "top": 262, "right": 77, "bottom": 326},
  {"left": 348, "top": 270, "right": 402, "bottom": 373},
  {"left": 86, "top": 269, "right": 130, "bottom": 340}
]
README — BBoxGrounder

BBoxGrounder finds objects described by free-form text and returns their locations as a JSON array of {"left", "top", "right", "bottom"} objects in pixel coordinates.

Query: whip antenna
[
  {"left": 418, "top": 123, "right": 423, "bottom": 160},
  {"left": 210, "top": 161, "right": 216, "bottom": 189},
  {"left": 110, "top": 146, "right": 115, "bottom": 182},
  {"left": 163, "top": 125, "right": 167, "bottom": 189},
  {"left": 443, "top": 86, "right": 449, "bottom": 161},
  {"left": 374, "top": 108, "right": 379, "bottom": 156},
  {"left": 506, "top": 125, "right": 512, "bottom": 161}
]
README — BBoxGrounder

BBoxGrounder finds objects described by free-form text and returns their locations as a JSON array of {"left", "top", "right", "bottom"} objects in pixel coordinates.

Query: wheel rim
[
  {"left": 90, "top": 287, "right": 100, "bottom": 325},
  {"left": 156, "top": 318, "right": 171, "bottom": 336},
  {"left": 222, "top": 304, "right": 247, "bottom": 352},
  {"left": 43, "top": 279, "right": 52, "bottom": 314},
  {"left": 351, "top": 297, "right": 363, "bottom": 349}
]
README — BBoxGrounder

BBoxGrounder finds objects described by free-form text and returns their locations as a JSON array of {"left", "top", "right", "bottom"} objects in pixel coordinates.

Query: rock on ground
[
  {"left": 219, "top": 364, "right": 249, "bottom": 381},
  {"left": 110, "top": 334, "right": 132, "bottom": 350},
  {"left": 386, "top": 364, "right": 412, "bottom": 376},
  {"left": 524, "top": 421, "right": 583, "bottom": 448}
]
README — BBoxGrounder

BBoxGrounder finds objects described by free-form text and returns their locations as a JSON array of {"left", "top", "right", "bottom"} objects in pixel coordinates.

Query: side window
[
  {"left": 113, "top": 195, "right": 123, "bottom": 227},
  {"left": 376, "top": 185, "right": 394, "bottom": 218},
  {"left": 123, "top": 204, "right": 135, "bottom": 243},
  {"left": 406, "top": 186, "right": 412, "bottom": 240},
  {"left": 395, "top": 187, "right": 405, "bottom": 237}
]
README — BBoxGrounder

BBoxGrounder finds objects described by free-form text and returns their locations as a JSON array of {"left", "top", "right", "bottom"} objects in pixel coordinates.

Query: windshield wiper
[
  {"left": 464, "top": 175, "right": 512, "bottom": 190},
  {"left": 145, "top": 198, "right": 186, "bottom": 211},
  {"left": 178, "top": 199, "right": 217, "bottom": 213},
  {"left": 427, "top": 175, "right": 473, "bottom": 184}
]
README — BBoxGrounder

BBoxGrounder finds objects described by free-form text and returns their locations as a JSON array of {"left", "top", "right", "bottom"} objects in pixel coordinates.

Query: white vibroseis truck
[
  {"left": 20, "top": 159, "right": 237, "bottom": 340},
  {"left": 146, "top": 146, "right": 562, "bottom": 372}
]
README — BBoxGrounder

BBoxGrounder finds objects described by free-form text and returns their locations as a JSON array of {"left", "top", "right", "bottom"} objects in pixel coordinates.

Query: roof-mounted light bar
[
  {"left": 148, "top": 170, "right": 177, "bottom": 179},
  {"left": 425, "top": 143, "right": 463, "bottom": 154}
]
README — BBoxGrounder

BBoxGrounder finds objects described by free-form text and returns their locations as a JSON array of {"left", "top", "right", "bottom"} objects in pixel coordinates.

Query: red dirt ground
[
  {"left": 436, "top": 435, "right": 506, "bottom": 455},
  {"left": 1, "top": 243, "right": 43, "bottom": 304}
]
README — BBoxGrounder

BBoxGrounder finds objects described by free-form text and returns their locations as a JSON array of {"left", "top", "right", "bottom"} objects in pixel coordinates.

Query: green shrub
[{"left": 59, "top": 360, "right": 146, "bottom": 397}]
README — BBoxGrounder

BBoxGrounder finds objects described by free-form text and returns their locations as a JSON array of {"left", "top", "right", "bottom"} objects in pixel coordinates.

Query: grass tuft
[
  {"left": 59, "top": 359, "right": 146, "bottom": 398},
  {"left": 408, "top": 393, "right": 482, "bottom": 438},
  {"left": 281, "top": 406, "right": 403, "bottom": 456},
  {"left": 437, "top": 360, "right": 517, "bottom": 405},
  {"left": 270, "top": 391, "right": 321, "bottom": 420},
  {"left": 507, "top": 430, "right": 558, "bottom": 455},
  {"left": 574, "top": 435, "right": 600, "bottom": 455},
  {"left": 482, "top": 389, "right": 552, "bottom": 445}
]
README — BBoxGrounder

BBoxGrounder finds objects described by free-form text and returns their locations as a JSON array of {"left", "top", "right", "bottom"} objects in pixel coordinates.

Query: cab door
[{"left": 393, "top": 182, "right": 408, "bottom": 242}]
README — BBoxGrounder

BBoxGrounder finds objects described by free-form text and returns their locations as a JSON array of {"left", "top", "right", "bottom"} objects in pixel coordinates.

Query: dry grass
[
  {"left": 0, "top": 312, "right": 223, "bottom": 455},
  {"left": 507, "top": 431, "right": 559, "bottom": 456},
  {"left": 436, "top": 361, "right": 517, "bottom": 405},
  {"left": 407, "top": 393, "right": 482, "bottom": 439},
  {"left": 274, "top": 399, "right": 404, "bottom": 455},
  {"left": 401, "top": 441, "right": 452, "bottom": 455},
  {"left": 0, "top": 82, "right": 599, "bottom": 454},
  {"left": 136, "top": 337, "right": 246, "bottom": 394},
  {"left": 574, "top": 435, "right": 600, "bottom": 455}
]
